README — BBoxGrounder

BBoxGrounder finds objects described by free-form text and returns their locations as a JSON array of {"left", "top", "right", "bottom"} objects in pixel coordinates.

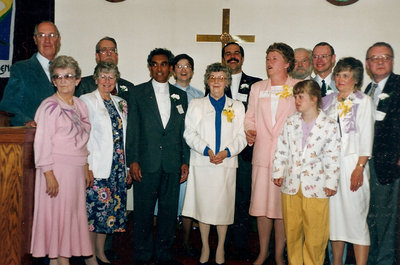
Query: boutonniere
[
  {"left": 118, "top": 100, "right": 128, "bottom": 117},
  {"left": 171, "top": 94, "right": 180, "bottom": 102},
  {"left": 240, "top": 83, "right": 249, "bottom": 91},
  {"left": 338, "top": 97, "right": 353, "bottom": 117},
  {"left": 119, "top": 85, "right": 128, "bottom": 93},
  {"left": 378, "top": 93, "right": 390, "bottom": 101},
  {"left": 326, "top": 86, "right": 334, "bottom": 95},
  {"left": 222, "top": 104, "right": 235, "bottom": 122},
  {"left": 275, "top": 85, "right": 293, "bottom": 99}
]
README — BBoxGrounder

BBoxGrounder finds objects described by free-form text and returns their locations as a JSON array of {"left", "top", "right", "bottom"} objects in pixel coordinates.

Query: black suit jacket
[
  {"left": 126, "top": 80, "right": 189, "bottom": 173},
  {"left": 74, "top": 75, "right": 134, "bottom": 100},
  {"left": 365, "top": 73, "right": 400, "bottom": 184},
  {"left": 226, "top": 72, "right": 262, "bottom": 162}
]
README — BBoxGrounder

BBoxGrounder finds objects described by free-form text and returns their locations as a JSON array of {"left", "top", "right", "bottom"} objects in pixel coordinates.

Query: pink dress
[
  {"left": 244, "top": 78, "right": 298, "bottom": 218},
  {"left": 31, "top": 95, "right": 92, "bottom": 258}
]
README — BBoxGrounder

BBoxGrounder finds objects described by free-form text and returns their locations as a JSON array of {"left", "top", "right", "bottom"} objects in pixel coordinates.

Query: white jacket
[{"left": 80, "top": 90, "right": 127, "bottom": 179}]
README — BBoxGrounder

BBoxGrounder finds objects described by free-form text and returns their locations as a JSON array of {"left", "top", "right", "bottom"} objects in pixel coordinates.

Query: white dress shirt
[
  {"left": 152, "top": 79, "right": 171, "bottom": 128},
  {"left": 230, "top": 72, "right": 242, "bottom": 101},
  {"left": 36, "top": 53, "right": 51, "bottom": 81}
]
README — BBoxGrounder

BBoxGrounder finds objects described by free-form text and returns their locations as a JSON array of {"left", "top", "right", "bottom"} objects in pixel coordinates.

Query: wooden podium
[{"left": 0, "top": 127, "right": 36, "bottom": 265}]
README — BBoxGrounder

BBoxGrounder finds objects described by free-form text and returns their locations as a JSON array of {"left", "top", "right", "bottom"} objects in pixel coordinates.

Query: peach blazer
[{"left": 244, "top": 77, "right": 299, "bottom": 168}]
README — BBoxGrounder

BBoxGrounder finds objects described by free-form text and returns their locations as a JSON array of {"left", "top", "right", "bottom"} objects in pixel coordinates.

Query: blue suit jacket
[{"left": 0, "top": 54, "right": 55, "bottom": 125}]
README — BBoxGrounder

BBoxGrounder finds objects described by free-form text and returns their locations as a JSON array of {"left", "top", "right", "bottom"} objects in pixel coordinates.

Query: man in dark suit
[
  {"left": 365, "top": 42, "right": 400, "bottom": 265},
  {"left": 74, "top": 36, "right": 134, "bottom": 100},
  {"left": 222, "top": 42, "right": 261, "bottom": 259},
  {"left": 0, "top": 21, "right": 60, "bottom": 126},
  {"left": 312, "top": 42, "right": 337, "bottom": 96},
  {"left": 127, "top": 48, "right": 189, "bottom": 265}
]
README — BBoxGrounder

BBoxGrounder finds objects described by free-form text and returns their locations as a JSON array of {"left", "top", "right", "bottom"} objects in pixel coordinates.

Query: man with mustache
[
  {"left": 291, "top": 48, "right": 313, "bottom": 80},
  {"left": 222, "top": 42, "right": 261, "bottom": 260}
]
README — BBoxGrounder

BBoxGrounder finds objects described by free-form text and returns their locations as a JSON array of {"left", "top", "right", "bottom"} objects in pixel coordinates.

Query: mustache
[{"left": 228, "top": 58, "right": 239, "bottom": 63}]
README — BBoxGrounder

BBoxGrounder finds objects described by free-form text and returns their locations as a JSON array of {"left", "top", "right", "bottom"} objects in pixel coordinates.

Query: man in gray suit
[
  {"left": 0, "top": 21, "right": 60, "bottom": 126},
  {"left": 74, "top": 36, "right": 134, "bottom": 100},
  {"left": 127, "top": 48, "right": 189, "bottom": 265},
  {"left": 312, "top": 42, "right": 337, "bottom": 97}
]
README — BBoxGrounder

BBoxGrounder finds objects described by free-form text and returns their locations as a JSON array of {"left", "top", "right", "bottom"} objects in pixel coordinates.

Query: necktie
[
  {"left": 369, "top": 83, "right": 378, "bottom": 100},
  {"left": 321, "top": 80, "right": 327, "bottom": 97}
]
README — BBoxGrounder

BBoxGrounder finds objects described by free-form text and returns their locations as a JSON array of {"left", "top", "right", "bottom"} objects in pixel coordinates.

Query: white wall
[{"left": 56, "top": 0, "right": 400, "bottom": 91}]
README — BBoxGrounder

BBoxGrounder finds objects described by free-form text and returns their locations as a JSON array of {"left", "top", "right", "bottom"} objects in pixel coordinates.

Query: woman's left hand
[
  {"left": 350, "top": 166, "right": 364, "bottom": 192},
  {"left": 85, "top": 166, "right": 94, "bottom": 188}
]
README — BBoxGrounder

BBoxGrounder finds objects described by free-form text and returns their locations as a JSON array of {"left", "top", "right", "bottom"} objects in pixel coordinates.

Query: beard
[{"left": 291, "top": 66, "right": 312, "bottom": 79}]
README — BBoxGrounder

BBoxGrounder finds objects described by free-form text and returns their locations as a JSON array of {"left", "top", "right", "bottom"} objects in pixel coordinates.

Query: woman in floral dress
[
  {"left": 80, "top": 62, "right": 131, "bottom": 265},
  {"left": 322, "top": 57, "right": 374, "bottom": 265}
]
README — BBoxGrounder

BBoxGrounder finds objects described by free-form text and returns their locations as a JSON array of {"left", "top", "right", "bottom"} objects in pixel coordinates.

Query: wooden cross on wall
[{"left": 196, "top": 9, "right": 255, "bottom": 48}]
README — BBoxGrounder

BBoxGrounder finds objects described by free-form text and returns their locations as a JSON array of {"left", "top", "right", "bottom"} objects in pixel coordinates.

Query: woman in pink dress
[
  {"left": 31, "top": 55, "right": 92, "bottom": 265},
  {"left": 244, "top": 43, "right": 300, "bottom": 265}
]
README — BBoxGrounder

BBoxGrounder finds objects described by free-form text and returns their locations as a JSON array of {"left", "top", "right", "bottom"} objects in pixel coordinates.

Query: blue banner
[{"left": 0, "top": 0, "right": 15, "bottom": 78}]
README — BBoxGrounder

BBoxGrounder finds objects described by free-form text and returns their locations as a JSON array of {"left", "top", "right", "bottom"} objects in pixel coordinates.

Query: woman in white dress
[
  {"left": 322, "top": 57, "right": 374, "bottom": 265},
  {"left": 182, "top": 62, "right": 246, "bottom": 265}
]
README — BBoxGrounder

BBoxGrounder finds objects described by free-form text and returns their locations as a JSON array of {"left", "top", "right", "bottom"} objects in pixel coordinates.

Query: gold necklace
[{"left": 56, "top": 91, "right": 74, "bottom": 105}]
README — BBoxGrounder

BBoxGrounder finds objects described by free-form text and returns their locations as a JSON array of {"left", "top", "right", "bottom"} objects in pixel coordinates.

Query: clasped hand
[{"left": 208, "top": 149, "right": 228, "bottom": 165}]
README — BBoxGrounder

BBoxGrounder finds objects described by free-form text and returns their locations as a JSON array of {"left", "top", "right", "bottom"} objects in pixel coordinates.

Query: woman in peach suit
[{"left": 244, "top": 43, "right": 300, "bottom": 265}]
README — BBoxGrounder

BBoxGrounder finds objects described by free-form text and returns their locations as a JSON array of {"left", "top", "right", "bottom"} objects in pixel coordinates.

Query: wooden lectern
[{"left": 0, "top": 127, "right": 36, "bottom": 265}]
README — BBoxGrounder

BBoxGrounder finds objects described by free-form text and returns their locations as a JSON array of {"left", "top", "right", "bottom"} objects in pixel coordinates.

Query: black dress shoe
[
  {"left": 96, "top": 256, "right": 113, "bottom": 265},
  {"left": 198, "top": 262, "right": 208, "bottom": 265},
  {"left": 104, "top": 249, "right": 120, "bottom": 261}
]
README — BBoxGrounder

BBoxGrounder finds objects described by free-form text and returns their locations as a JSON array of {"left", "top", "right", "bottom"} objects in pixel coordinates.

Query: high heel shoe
[{"left": 96, "top": 256, "right": 113, "bottom": 265}]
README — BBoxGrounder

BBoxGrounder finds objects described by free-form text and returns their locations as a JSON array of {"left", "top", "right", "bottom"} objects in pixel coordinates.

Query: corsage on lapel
[
  {"left": 240, "top": 83, "right": 249, "bottom": 91},
  {"left": 223, "top": 104, "right": 235, "bottom": 122},
  {"left": 378, "top": 92, "right": 390, "bottom": 101},
  {"left": 118, "top": 99, "right": 128, "bottom": 118},
  {"left": 171, "top": 93, "right": 184, "bottom": 114},
  {"left": 119, "top": 85, "right": 128, "bottom": 93},
  {"left": 275, "top": 85, "right": 293, "bottom": 99},
  {"left": 338, "top": 98, "right": 353, "bottom": 117}
]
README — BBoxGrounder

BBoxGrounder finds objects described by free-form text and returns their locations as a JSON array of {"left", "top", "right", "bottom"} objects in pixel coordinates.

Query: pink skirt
[
  {"left": 249, "top": 165, "right": 283, "bottom": 219},
  {"left": 31, "top": 157, "right": 92, "bottom": 258}
]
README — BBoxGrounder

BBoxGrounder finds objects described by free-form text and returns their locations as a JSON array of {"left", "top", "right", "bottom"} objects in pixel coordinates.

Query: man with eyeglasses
[
  {"left": 0, "top": 21, "right": 60, "bottom": 126},
  {"left": 312, "top": 42, "right": 337, "bottom": 97},
  {"left": 291, "top": 48, "right": 313, "bottom": 80},
  {"left": 364, "top": 42, "right": 400, "bottom": 265},
  {"left": 74, "top": 36, "right": 134, "bottom": 100},
  {"left": 221, "top": 42, "right": 261, "bottom": 260},
  {"left": 126, "top": 48, "right": 188, "bottom": 265}
]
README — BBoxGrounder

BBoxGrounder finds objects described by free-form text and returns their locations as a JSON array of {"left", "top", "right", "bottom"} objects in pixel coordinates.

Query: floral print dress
[{"left": 86, "top": 99, "right": 127, "bottom": 233}]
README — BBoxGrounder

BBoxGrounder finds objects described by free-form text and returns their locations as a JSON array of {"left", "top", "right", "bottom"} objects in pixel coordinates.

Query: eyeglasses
[
  {"left": 52, "top": 74, "right": 76, "bottom": 81},
  {"left": 98, "top": 47, "right": 118, "bottom": 55},
  {"left": 367, "top": 55, "right": 393, "bottom": 63},
  {"left": 176, "top": 64, "right": 192, "bottom": 70},
  {"left": 36, "top": 33, "right": 58, "bottom": 39},
  {"left": 99, "top": 74, "right": 115, "bottom": 81},
  {"left": 209, "top": 75, "right": 226, "bottom": 82},
  {"left": 312, "top": 54, "right": 332, "bottom": 60}
]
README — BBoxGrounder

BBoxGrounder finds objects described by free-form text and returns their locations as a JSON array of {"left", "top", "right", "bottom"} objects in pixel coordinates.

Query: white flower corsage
[
  {"left": 119, "top": 85, "right": 128, "bottom": 93},
  {"left": 240, "top": 84, "right": 249, "bottom": 91},
  {"left": 171, "top": 94, "right": 180, "bottom": 102},
  {"left": 378, "top": 93, "right": 390, "bottom": 101}
]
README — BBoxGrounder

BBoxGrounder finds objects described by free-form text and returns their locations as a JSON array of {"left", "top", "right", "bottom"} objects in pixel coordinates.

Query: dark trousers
[
  {"left": 227, "top": 155, "right": 252, "bottom": 250},
  {"left": 133, "top": 169, "right": 180, "bottom": 263},
  {"left": 367, "top": 160, "right": 400, "bottom": 265}
]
